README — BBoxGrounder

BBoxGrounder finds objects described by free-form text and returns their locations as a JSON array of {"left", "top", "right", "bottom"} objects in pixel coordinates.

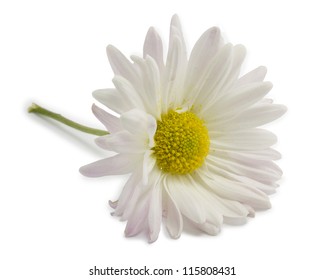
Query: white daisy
[{"left": 80, "top": 15, "right": 286, "bottom": 242}]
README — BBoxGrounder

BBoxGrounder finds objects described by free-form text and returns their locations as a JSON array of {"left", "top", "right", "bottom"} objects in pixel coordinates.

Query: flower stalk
[{"left": 28, "top": 103, "right": 108, "bottom": 136}]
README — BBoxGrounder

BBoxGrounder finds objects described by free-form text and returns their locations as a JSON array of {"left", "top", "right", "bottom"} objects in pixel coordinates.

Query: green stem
[{"left": 28, "top": 103, "right": 108, "bottom": 136}]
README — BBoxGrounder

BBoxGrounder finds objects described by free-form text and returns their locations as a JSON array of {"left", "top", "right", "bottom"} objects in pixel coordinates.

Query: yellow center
[{"left": 153, "top": 110, "right": 210, "bottom": 175}]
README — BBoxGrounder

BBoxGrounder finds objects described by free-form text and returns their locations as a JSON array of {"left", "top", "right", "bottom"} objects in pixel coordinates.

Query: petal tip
[
  {"left": 171, "top": 14, "right": 180, "bottom": 24},
  {"left": 79, "top": 165, "right": 92, "bottom": 177}
]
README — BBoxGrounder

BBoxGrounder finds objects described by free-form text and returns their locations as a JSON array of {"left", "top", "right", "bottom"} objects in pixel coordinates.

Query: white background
[{"left": 1, "top": 0, "right": 324, "bottom": 279}]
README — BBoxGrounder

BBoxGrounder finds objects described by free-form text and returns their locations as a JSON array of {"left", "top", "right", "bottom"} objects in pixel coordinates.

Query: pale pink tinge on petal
[
  {"left": 114, "top": 168, "right": 143, "bottom": 216},
  {"left": 124, "top": 168, "right": 162, "bottom": 240},
  {"left": 91, "top": 104, "right": 121, "bottom": 133},
  {"left": 143, "top": 27, "right": 164, "bottom": 71},
  {"left": 124, "top": 193, "right": 150, "bottom": 237},
  {"left": 95, "top": 131, "right": 146, "bottom": 154},
  {"left": 109, "top": 200, "right": 118, "bottom": 209},
  {"left": 79, "top": 153, "right": 141, "bottom": 177}
]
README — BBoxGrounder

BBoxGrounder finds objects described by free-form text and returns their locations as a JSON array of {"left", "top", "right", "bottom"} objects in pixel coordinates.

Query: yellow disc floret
[{"left": 153, "top": 110, "right": 210, "bottom": 175}]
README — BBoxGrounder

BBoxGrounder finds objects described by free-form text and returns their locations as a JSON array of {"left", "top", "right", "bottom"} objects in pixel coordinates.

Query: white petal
[
  {"left": 222, "top": 44, "right": 247, "bottom": 88},
  {"left": 205, "top": 81, "right": 273, "bottom": 120},
  {"left": 211, "top": 149, "right": 282, "bottom": 174},
  {"left": 169, "top": 14, "right": 187, "bottom": 56},
  {"left": 120, "top": 108, "right": 152, "bottom": 134},
  {"left": 79, "top": 153, "right": 140, "bottom": 177},
  {"left": 243, "top": 148, "right": 281, "bottom": 161},
  {"left": 235, "top": 66, "right": 267, "bottom": 87},
  {"left": 163, "top": 36, "right": 185, "bottom": 111},
  {"left": 124, "top": 168, "right": 162, "bottom": 241},
  {"left": 240, "top": 103, "right": 287, "bottom": 128},
  {"left": 92, "top": 88, "right": 132, "bottom": 114},
  {"left": 197, "top": 44, "right": 246, "bottom": 114},
  {"left": 259, "top": 98, "right": 274, "bottom": 104},
  {"left": 214, "top": 198, "right": 248, "bottom": 223},
  {"left": 163, "top": 178, "right": 183, "bottom": 239},
  {"left": 194, "top": 222, "right": 221, "bottom": 236},
  {"left": 120, "top": 166, "right": 153, "bottom": 221},
  {"left": 163, "top": 15, "right": 187, "bottom": 110},
  {"left": 223, "top": 216, "right": 248, "bottom": 225},
  {"left": 207, "top": 154, "right": 282, "bottom": 184},
  {"left": 214, "top": 104, "right": 287, "bottom": 130},
  {"left": 230, "top": 173, "right": 278, "bottom": 194},
  {"left": 143, "top": 27, "right": 164, "bottom": 70},
  {"left": 95, "top": 131, "right": 146, "bottom": 153},
  {"left": 148, "top": 175, "right": 162, "bottom": 243},
  {"left": 106, "top": 45, "right": 139, "bottom": 86},
  {"left": 144, "top": 56, "right": 162, "bottom": 118},
  {"left": 112, "top": 76, "right": 145, "bottom": 111},
  {"left": 243, "top": 204, "right": 255, "bottom": 217},
  {"left": 142, "top": 151, "right": 156, "bottom": 185},
  {"left": 183, "top": 175, "right": 224, "bottom": 227},
  {"left": 185, "top": 27, "right": 222, "bottom": 89},
  {"left": 197, "top": 169, "right": 271, "bottom": 209},
  {"left": 204, "top": 162, "right": 278, "bottom": 194},
  {"left": 91, "top": 104, "right": 121, "bottom": 133},
  {"left": 190, "top": 176, "right": 249, "bottom": 219},
  {"left": 166, "top": 176, "right": 206, "bottom": 224},
  {"left": 210, "top": 148, "right": 281, "bottom": 165},
  {"left": 204, "top": 195, "right": 248, "bottom": 224},
  {"left": 209, "top": 128, "right": 277, "bottom": 151},
  {"left": 120, "top": 109, "right": 157, "bottom": 146},
  {"left": 189, "top": 44, "right": 233, "bottom": 108},
  {"left": 124, "top": 193, "right": 149, "bottom": 237},
  {"left": 114, "top": 167, "right": 143, "bottom": 216},
  {"left": 131, "top": 55, "right": 162, "bottom": 118},
  {"left": 122, "top": 181, "right": 145, "bottom": 221}
]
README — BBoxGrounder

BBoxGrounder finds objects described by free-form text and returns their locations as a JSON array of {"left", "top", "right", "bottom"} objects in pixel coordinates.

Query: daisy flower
[{"left": 79, "top": 15, "right": 286, "bottom": 242}]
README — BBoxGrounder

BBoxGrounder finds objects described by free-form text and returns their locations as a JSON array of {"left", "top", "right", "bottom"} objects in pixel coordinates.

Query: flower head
[{"left": 80, "top": 15, "right": 286, "bottom": 242}]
